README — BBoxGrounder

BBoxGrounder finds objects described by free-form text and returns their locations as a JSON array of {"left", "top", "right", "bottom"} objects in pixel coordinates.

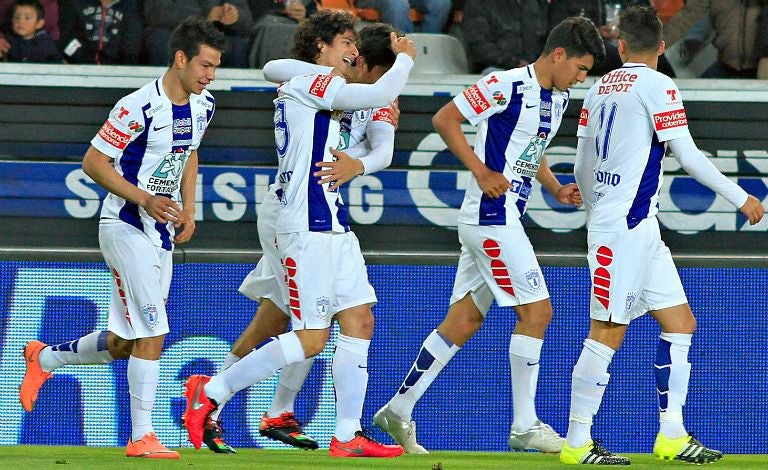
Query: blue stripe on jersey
[
  {"left": 307, "top": 111, "right": 333, "bottom": 231},
  {"left": 626, "top": 134, "right": 664, "bottom": 229},
  {"left": 517, "top": 88, "right": 553, "bottom": 217},
  {"left": 478, "top": 82, "right": 524, "bottom": 225},
  {"left": 118, "top": 103, "right": 152, "bottom": 232},
  {"left": 205, "top": 95, "right": 215, "bottom": 123}
]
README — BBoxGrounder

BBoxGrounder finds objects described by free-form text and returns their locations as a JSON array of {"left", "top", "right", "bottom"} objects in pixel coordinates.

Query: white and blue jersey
[
  {"left": 273, "top": 73, "right": 350, "bottom": 234},
  {"left": 576, "top": 63, "right": 688, "bottom": 231},
  {"left": 453, "top": 66, "right": 569, "bottom": 226},
  {"left": 91, "top": 75, "right": 215, "bottom": 250}
]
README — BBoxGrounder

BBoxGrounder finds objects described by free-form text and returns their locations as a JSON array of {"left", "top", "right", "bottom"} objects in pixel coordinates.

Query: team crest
[
  {"left": 315, "top": 296, "right": 332, "bottom": 320},
  {"left": 625, "top": 292, "right": 637, "bottom": 313},
  {"left": 492, "top": 91, "right": 507, "bottom": 106},
  {"left": 526, "top": 270, "right": 542, "bottom": 290},
  {"left": 196, "top": 113, "right": 207, "bottom": 132},
  {"left": 141, "top": 304, "right": 158, "bottom": 328}
]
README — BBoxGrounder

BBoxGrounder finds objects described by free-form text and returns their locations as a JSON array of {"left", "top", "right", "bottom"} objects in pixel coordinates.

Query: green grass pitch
[{"left": 1, "top": 447, "right": 767, "bottom": 469}]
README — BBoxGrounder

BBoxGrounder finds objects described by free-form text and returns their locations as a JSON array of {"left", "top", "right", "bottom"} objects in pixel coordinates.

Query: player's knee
[{"left": 107, "top": 333, "right": 134, "bottom": 359}]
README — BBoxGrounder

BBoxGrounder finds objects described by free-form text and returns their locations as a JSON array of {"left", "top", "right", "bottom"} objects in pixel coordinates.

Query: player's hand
[
  {"left": 314, "top": 147, "right": 364, "bottom": 192},
  {"left": 221, "top": 3, "right": 240, "bottom": 25},
  {"left": 390, "top": 32, "right": 416, "bottom": 60},
  {"left": 143, "top": 194, "right": 181, "bottom": 224},
  {"left": 739, "top": 195, "right": 765, "bottom": 225},
  {"left": 389, "top": 98, "right": 401, "bottom": 129},
  {"left": 475, "top": 168, "right": 511, "bottom": 199},
  {"left": 554, "top": 183, "right": 582, "bottom": 206},
  {"left": 173, "top": 208, "right": 196, "bottom": 245}
]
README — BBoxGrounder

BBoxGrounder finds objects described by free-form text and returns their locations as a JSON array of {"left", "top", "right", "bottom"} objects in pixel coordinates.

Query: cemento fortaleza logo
[{"left": 654, "top": 109, "right": 688, "bottom": 131}]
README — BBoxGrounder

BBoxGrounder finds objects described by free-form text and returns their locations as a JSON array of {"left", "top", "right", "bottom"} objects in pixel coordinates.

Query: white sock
[
  {"left": 210, "top": 352, "right": 242, "bottom": 421},
  {"left": 268, "top": 358, "right": 313, "bottom": 418},
  {"left": 38, "top": 331, "right": 114, "bottom": 372},
  {"left": 333, "top": 334, "right": 370, "bottom": 442},
  {"left": 388, "top": 330, "right": 460, "bottom": 422},
  {"left": 566, "top": 339, "right": 615, "bottom": 448},
  {"left": 509, "top": 334, "right": 544, "bottom": 433},
  {"left": 656, "top": 332, "right": 692, "bottom": 439},
  {"left": 205, "top": 332, "right": 305, "bottom": 405},
  {"left": 128, "top": 356, "right": 159, "bottom": 441}
]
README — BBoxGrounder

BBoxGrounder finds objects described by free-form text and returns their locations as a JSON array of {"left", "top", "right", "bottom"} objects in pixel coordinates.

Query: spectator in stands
[
  {"left": 142, "top": 0, "right": 253, "bottom": 67},
  {"left": 460, "top": 0, "right": 546, "bottom": 75},
  {"left": 0, "top": 0, "right": 57, "bottom": 57},
  {"left": 547, "top": 0, "right": 676, "bottom": 76},
  {"left": 249, "top": 0, "right": 317, "bottom": 68},
  {"left": 0, "top": 0, "right": 63, "bottom": 62},
  {"left": 58, "top": 0, "right": 142, "bottom": 64},
  {"left": 355, "top": 0, "right": 452, "bottom": 33},
  {"left": 662, "top": 0, "right": 762, "bottom": 78}
]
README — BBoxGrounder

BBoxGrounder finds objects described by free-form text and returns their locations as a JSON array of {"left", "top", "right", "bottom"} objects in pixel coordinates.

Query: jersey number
[
  {"left": 275, "top": 100, "right": 289, "bottom": 158},
  {"left": 595, "top": 103, "right": 617, "bottom": 162}
]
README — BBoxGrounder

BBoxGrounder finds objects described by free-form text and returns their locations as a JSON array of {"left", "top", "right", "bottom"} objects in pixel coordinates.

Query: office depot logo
[
  {"left": 654, "top": 109, "right": 688, "bottom": 130},
  {"left": 463, "top": 85, "right": 490, "bottom": 115},
  {"left": 309, "top": 75, "right": 333, "bottom": 98},
  {"left": 97, "top": 121, "right": 131, "bottom": 150}
]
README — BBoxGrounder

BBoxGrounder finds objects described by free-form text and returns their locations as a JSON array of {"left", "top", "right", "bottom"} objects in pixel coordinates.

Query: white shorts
[
  {"left": 238, "top": 194, "right": 290, "bottom": 315},
  {"left": 276, "top": 230, "right": 377, "bottom": 330},
  {"left": 98, "top": 220, "right": 172, "bottom": 339},
  {"left": 587, "top": 217, "right": 687, "bottom": 324},
  {"left": 450, "top": 223, "right": 549, "bottom": 315}
]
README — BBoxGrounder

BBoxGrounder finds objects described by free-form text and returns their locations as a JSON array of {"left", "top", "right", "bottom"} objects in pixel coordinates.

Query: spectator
[
  {"left": 0, "top": 0, "right": 57, "bottom": 58},
  {"left": 142, "top": 0, "right": 253, "bottom": 67},
  {"left": 249, "top": 0, "right": 317, "bottom": 68},
  {"left": 1, "top": 0, "right": 63, "bottom": 62},
  {"left": 460, "top": 0, "right": 546, "bottom": 75},
  {"left": 58, "top": 0, "right": 142, "bottom": 64},
  {"left": 355, "top": 0, "right": 452, "bottom": 33},
  {"left": 662, "top": 0, "right": 761, "bottom": 78},
  {"left": 547, "top": 0, "right": 676, "bottom": 76}
]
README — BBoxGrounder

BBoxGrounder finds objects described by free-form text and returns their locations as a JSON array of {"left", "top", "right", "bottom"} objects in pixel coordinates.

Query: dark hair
[
  {"left": 618, "top": 6, "right": 663, "bottom": 53},
  {"left": 542, "top": 16, "right": 606, "bottom": 65},
  {"left": 357, "top": 23, "right": 397, "bottom": 71},
  {"left": 291, "top": 9, "right": 357, "bottom": 63},
  {"left": 167, "top": 17, "right": 229, "bottom": 67},
  {"left": 13, "top": 0, "right": 44, "bottom": 21}
]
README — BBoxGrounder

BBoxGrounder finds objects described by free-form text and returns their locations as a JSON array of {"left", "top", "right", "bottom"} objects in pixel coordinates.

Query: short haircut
[
  {"left": 618, "top": 6, "right": 663, "bottom": 54},
  {"left": 542, "top": 16, "right": 606, "bottom": 65},
  {"left": 357, "top": 23, "right": 397, "bottom": 71},
  {"left": 13, "top": 0, "right": 44, "bottom": 21},
  {"left": 167, "top": 17, "right": 229, "bottom": 67},
  {"left": 291, "top": 9, "right": 357, "bottom": 63}
]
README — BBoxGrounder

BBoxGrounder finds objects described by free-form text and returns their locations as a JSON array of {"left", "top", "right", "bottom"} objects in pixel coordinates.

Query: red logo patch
[
  {"left": 653, "top": 108, "right": 688, "bottom": 131},
  {"left": 372, "top": 107, "right": 396, "bottom": 126},
  {"left": 308, "top": 74, "right": 334, "bottom": 98},
  {"left": 578, "top": 108, "right": 589, "bottom": 127},
  {"left": 97, "top": 121, "right": 131, "bottom": 150},
  {"left": 463, "top": 84, "right": 491, "bottom": 115}
]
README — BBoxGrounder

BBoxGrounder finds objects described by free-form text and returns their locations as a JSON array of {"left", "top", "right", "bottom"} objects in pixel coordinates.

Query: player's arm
[
  {"left": 315, "top": 112, "right": 395, "bottom": 191},
  {"left": 82, "top": 146, "right": 181, "bottom": 224},
  {"left": 536, "top": 155, "right": 582, "bottom": 206},
  {"left": 574, "top": 136, "right": 595, "bottom": 213},
  {"left": 174, "top": 149, "right": 198, "bottom": 244},
  {"left": 433, "top": 101, "right": 510, "bottom": 199},
  {"left": 263, "top": 59, "right": 333, "bottom": 83},
  {"left": 668, "top": 135, "right": 764, "bottom": 225},
  {"left": 331, "top": 33, "right": 416, "bottom": 110}
]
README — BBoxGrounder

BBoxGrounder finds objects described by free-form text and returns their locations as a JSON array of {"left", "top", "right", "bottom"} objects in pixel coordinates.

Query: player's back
[{"left": 577, "top": 63, "right": 686, "bottom": 231}]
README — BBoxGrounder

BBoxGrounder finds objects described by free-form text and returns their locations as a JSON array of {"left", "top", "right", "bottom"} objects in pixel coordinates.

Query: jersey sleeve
[
  {"left": 644, "top": 76, "right": 690, "bottom": 142},
  {"left": 356, "top": 106, "right": 395, "bottom": 174},
  {"left": 452, "top": 72, "right": 512, "bottom": 126},
  {"left": 576, "top": 87, "right": 596, "bottom": 138},
  {"left": 282, "top": 73, "right": 347, "bottom": 110},
  {"left": 90, "top": 95, "right": 145, "bottom": 159}
]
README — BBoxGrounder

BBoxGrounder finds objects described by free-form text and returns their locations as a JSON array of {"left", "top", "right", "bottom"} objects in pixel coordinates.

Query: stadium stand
[{"left": 408, "top": 32, "right": 468, "bottom": 74}]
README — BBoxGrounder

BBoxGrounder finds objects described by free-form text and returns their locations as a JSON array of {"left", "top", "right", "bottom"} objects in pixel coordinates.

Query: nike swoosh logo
[
  {"left": 358, "top": 365, "right": 368, "bottom": 369},
  {"left": 191, "top": 380, "right": 205, "bottom": 410},
  {"left": 596, "top": 382, "right": 608, "bottom": 387},
  {"left": 527, "top": 361, "right": 540, "bottom": 366},
  {"left": 153, "top": 123, "right": 170, "bottom": 131},
  {"left": 336, "top": 445, "right": 364, "bottom": 455},
  {"left": 525, "top": 104, "right": 537, "bottom": 109}
]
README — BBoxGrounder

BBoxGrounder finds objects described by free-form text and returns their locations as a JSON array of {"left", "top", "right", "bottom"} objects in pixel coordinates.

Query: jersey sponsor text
[
  {"left": 309, "top": 75, "right": 334, "bottom": 98},
  {"left": 463, "top": 84, "right": 491, "bottom": 115},
  {"left": 97, "top": 121, "right": 131, "bottom": 150},
  {"left": 653, "top": 109, "right": 687, "bottom": 130}
]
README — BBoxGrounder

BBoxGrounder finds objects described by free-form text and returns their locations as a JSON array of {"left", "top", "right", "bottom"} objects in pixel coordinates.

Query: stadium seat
[
  {"left": 317, "top": 0, "right": 381, "bottom": 21},
  {"left": 408, "top": 33, "right": 469, "bottom": 74}
]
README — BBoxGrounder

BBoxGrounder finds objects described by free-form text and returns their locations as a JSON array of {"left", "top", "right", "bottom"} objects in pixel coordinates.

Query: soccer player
[
  {"left": 198, "top": 24, "right": 402, "bottom": 454},
  {"left": 560, "top": 6, "right": 764, "bottom": 465},
  {"left": 372, "top": 16, "right": 606, "bottom": 454},
  {"left": 183, "top": 10, "right": 417, "bottom": 458},
  {"left": 18, "top": 17, "right": 227, "bottom": 459}
]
